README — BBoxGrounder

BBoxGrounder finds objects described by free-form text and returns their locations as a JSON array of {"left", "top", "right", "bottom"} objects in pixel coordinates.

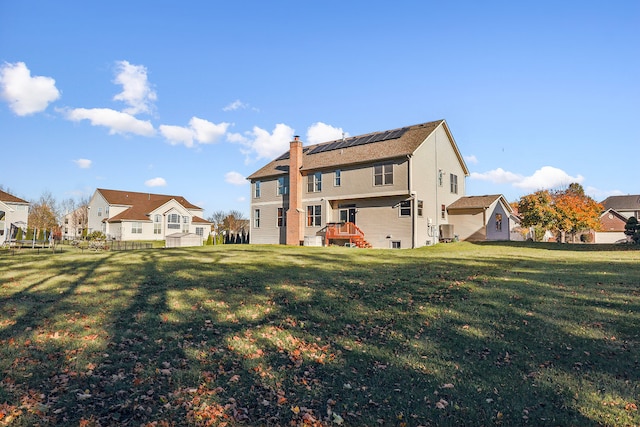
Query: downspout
[
  {"left": 408, "top": 154, "right": 416, "bottom": 248},
  {"left": 434, "top": 129, "right": 439, "bottom": 244}
]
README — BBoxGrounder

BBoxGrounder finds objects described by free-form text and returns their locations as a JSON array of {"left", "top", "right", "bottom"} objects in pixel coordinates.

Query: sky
[{"left": 1, "top": 1, "right": 638, "bottom": 218}]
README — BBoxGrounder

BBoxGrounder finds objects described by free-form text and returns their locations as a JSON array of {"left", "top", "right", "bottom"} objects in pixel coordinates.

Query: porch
[{"left": 323, "top": 222, "right": 372, "bottom": 248}]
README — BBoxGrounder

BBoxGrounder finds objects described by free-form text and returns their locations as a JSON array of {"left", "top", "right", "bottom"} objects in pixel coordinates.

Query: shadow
[{"left": 0, "top": 244, "right": 638, "bottom": 426}]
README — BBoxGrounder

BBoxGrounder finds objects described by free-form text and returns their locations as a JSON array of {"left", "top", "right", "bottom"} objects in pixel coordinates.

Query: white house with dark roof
[
  {"left": 247, "top": 120, "right": 470, "bottom": 248},
  {"left": 87, "top": 188, "right": 211, "bottom": 242},
  {"left": 0, "top": 189, "right": 30, "bottom": 245}
]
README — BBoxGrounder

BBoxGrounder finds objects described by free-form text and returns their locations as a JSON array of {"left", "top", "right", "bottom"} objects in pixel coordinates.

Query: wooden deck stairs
[{"left": 324, "top": 222, "right": 372, "bottom": 248}]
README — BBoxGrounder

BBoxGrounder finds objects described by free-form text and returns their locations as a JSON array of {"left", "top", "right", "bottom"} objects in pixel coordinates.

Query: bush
[
  {"left": 87, "top": 231, "right": 106, "bottom": 241},
  {"left": 206, "top": 234, "right": 213, "bottom": 245}
]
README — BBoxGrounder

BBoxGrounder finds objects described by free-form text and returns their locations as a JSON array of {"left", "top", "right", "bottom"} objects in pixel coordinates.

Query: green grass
[{"left": 0, "top": 242, "right": 638, "bottom": 426}]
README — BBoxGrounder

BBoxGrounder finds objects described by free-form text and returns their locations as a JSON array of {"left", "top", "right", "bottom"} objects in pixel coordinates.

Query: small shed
[{"left": 165, "top": 232, "right": 202, "bottom": 248}]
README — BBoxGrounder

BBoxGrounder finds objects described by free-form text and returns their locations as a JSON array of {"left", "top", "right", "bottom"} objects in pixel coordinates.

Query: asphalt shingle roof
[
  {"left": 96, "top": 189, "right": 207, "bottom": 223},
  {"left": 247, "top": 120, "right": 468, "bottom": 180},
  {"left": 0, "top": 189, "right": 29, "bottom": 204}
]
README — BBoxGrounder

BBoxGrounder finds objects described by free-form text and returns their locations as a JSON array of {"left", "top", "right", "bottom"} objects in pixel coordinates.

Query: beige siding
[
  {"left": 250, "top": 203, "right": 285, "bottom": 244},
  {"left": 410, "top": 125, "right": 468, "bottom": 245},
  {"left": 305, "top": 159, "right": 409, "bottom": 201},
  {"left": 448, "top": 210, "right": 486, "bottom": 241}
]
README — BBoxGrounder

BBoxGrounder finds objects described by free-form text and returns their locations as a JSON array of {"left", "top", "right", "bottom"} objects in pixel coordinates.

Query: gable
[{"left": 0, "top": 189, "right": 29, "bottom": 205}]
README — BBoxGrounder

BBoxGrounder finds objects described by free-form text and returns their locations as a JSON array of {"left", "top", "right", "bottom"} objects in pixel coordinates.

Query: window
[
  {"left": 438, "top": 169, "right": 444, "bottom": 187},
  {"left": 64, "top": 227, "right": 68, "bottom": 234},
  {"left": 495, "top": 213, "right": 503, "bottom": 231},
  {"left": 154, "top": 214, "right": 162, "bottom": 234},
  {"left": 391, "top": 241, "right": 401, "bottom": 249},
  {"left": 277, "top": 177, "right": 289, "bottom": 196},
  {"left": 307, "top": 205, "right": 321, "bottom": 227},
  {"left": 277, "top": 208, "right": 286, "bottom": 227},
  {"left": 399, "top": 200, "right": 411, "bottom": 217},
  {"left": 195, "top": 227, "right": 204, "bottom": 237},
  {"left": 334, "top": 170, "right": 341, "bottom": 187},
  {"left": 105, "top": 207, "right": 109, "bottom": 216},
  {"left": 132, "top": 222, "right": 142, "bottom": 234},
  {"left": 307, "top": 172, "right": 322, "bottom": 193},
  {"left": 450, "top": 173, "right": 458, "bottom": 194},
  {"left": 97, "top": 207, "right": 103, "bottom": 217},
  {"left": 441, "top": 204, "right": 446, "bottom": 219},
  {"left": 418, "top": 200, "right": 424, "bottom": 217},
  {"left": 254, "top": 181, "right": 261, "bottom": 198},
  {"left": 374, "top": 163, "right": 393, "bottom": 186},
  {"left": 64, "top": 218, "right": 69, "bottom": 224},
  {"left": 168, "top": 213, "right": 180, "bottom": 229},
  {"left": 182, "top": 216, "right": 190, "bottom": 233},
  {"left": 254, "top": 209, "right": 260, "bottom": 228}
]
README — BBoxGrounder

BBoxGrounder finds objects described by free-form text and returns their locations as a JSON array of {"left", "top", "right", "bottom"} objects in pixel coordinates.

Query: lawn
[{"left": 0, "top": 242, "right": 638, "bottom": 426}]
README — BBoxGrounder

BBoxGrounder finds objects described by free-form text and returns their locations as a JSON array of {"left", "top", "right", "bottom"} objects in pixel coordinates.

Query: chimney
[{"left": 286, "top": 136, "right": 304, "bottom": 245}]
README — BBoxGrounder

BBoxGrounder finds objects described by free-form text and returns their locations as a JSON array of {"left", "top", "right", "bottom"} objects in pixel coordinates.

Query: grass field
[{"left": 0, "top": 242, "right": 638, "bottom": 426}]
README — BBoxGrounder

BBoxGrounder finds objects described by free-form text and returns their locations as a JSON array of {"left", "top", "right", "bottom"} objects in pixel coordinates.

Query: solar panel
[{"left": 282, "top": 127, "right": 409, "bottom": 158}]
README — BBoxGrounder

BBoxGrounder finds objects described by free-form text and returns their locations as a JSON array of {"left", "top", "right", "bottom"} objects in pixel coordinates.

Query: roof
[
  {"left": 96, "top": 188, "right": 204, "bottom": 222},
  {"left": 447, "top": 195, "right": 513, "bottom": 212},
  {"left": 0, "top": 189, "right": 29, "bottom": 204},
  {"left": 601, "top": 195, "right": 640, "bottom": 211},
  {"left": 247, "top": 120, "right": 469, "bottom": 180}
]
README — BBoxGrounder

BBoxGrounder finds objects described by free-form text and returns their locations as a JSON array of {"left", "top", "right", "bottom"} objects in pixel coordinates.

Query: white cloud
[
  {"left": 470, "top": 167, "right": 523, "bottom": 184},
  {"left": 0, "top": 62, "right": 60, "bottom": 116},
  {"left": 471, "top": 166, "right": 584, "bottom": 192},
  {"left": 113, "top": 61, "right": 157, "bottom": 115},
  {"left": 159, "top": 117, "right": 230, "bottom": 147},
  {"left": 225, "top": 171, "right": 248, "bottom": 185},
  {"left": 65, "top": 107, "right": 156, "bottom": 136},
  {"left": 464, "top": 154, "right": 478, "bottom": 164},
  {"left": 246, "top": 123, "right": 295, "bottom": 160},
  {"left": 306, "top": 122, "right": 348, "bottom": 145},
  {"left": 223, "top": 99, "right": 247, "bottom": 111},
  {"left": 226, "top": 132, "right": 249, "bottom": 144},
  {"left": 73, "top": 158, "right": 92, "bottom": 169},
  {"left": 190, "top": 117, "right": 229, "bottom": 143},
  {"left": 145, "top": 177, "right": 167, "bottom": 187},
  {"left": 514, "top": 166, "right": 583, "bottom": 191}
]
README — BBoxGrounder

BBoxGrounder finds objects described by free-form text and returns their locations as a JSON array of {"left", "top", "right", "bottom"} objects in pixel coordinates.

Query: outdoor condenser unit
[{"left": 439, "top": 224, "right": 455, "bottom": 241}]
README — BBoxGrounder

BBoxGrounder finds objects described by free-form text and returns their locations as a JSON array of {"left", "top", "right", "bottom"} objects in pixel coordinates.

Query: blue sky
[{"left": 1, "top": 1, "right": 638, "bottom": 217}]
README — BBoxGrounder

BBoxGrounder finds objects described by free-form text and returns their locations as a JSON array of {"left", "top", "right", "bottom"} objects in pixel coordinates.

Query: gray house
[{"left": 247, "top": 120, "right": 470, "bottom": 248}]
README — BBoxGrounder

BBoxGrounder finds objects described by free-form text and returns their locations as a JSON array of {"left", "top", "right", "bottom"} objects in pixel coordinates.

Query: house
[
  {"left": 594, "top": 195, "right": 640, "bottom": 243},
  {"left": 447, "top": 195, "right": 523, "bottom": 242},
  {"left": 87, "top": 188, "right": 211, "bottom": 242},
  {"left": 62, "top": 206, "right": 88, "bottom": 240},
  {"left": 0, "top": 189, "right": 30, "bottom": 245},
  {"left": 247, "top": 120, "right": 469, "bottom": 249}
]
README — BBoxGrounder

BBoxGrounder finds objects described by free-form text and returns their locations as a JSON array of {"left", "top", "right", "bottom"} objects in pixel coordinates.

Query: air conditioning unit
[{"left": 439, "top": 224, "right": 455, "bottom": 241}]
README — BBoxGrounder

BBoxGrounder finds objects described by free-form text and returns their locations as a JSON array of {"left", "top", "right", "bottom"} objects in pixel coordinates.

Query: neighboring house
[
  {"left": 0, "top": 189, "right": 30, "bottom": 245},
  {"left": 594, "top": 208, "right": 629, "bottom": 243},
  {"left": 87, "top": 188, "right": 211, "bottom": 242},
  {"left": 447, "top": 194, "right": 522, "bottom": 241},
  {"left": 63, "top": 206, "right": 88, "bottom": 240},
  {"left": 247, "top": 120, "right": 469, "bottom": 249},
  {"left": 601, "top": 195, "right": 640, "bottom": 220},
  {"left": 593, "top": 195, "right": 640, "bottom": 243}
]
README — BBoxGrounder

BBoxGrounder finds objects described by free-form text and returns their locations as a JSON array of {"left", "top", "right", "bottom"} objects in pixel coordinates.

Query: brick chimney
[{"left": 286, "top": 136, "right": 304, "bottom": 245}]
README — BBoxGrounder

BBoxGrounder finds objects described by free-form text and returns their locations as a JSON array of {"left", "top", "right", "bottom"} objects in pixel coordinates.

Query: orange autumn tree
[
  {"left": 518, "top": 183, "right": 602, "bottom": 243},
  {"left": 552, "top": 183, "right": 602, "bottom": 242}
]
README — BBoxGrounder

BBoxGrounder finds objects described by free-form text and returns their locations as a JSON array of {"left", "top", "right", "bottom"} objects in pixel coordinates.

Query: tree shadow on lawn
[{"left": 0, "top": 246, "right": 638, "bottom": 426}]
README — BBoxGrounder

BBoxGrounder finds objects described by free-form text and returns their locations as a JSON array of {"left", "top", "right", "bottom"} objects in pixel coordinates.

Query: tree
[
  {"left": 624, "top": 217, "right": 640, "bottom": 244},
  {"left": 207, "top": 210, "right": 227, "bottom": 244},
  {"left": 28, "top": 192, "right": 59, "bottom": 233},
  {"left": 224, "top": 210, "right": 249, "bottom": 235},
  {"left": 517, "top": 183, "right": 603, "bottom": 243},
  {"left": 517, "top": 190, "right": 556, "bottom": 240}
]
